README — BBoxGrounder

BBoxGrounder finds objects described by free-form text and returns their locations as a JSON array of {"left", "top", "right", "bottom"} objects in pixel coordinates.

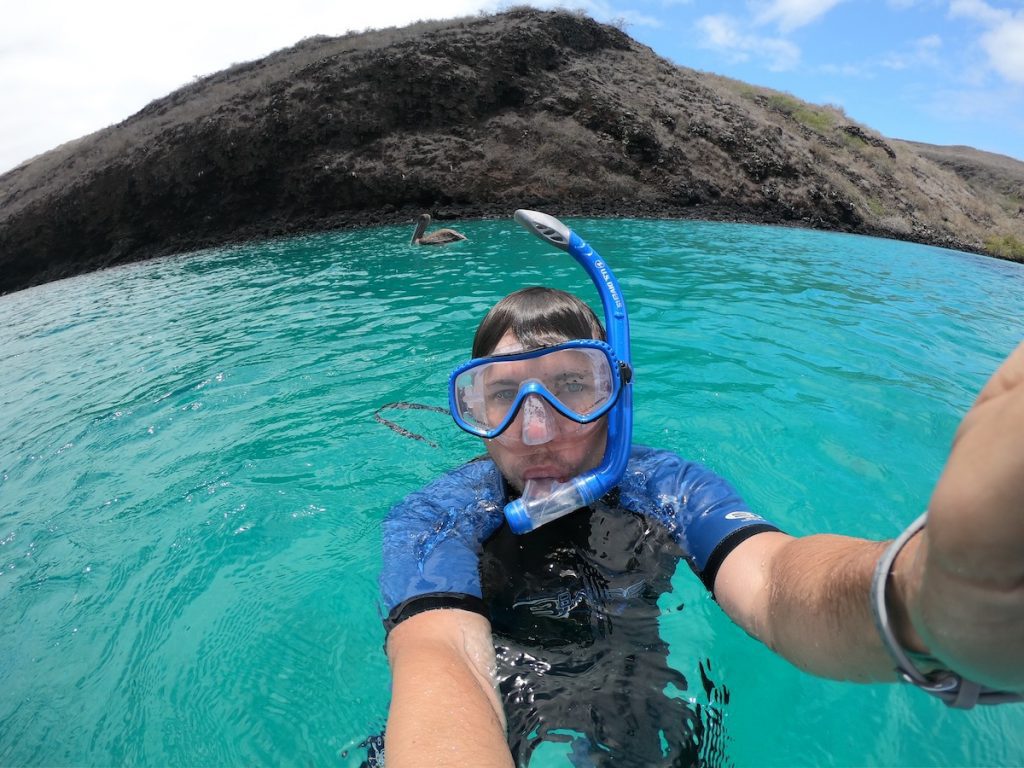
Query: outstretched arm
[
  {"left": 910, "top": 341, "right": 1024, "bottom": 690},
  {"left": 385, "top": 609, "right": 514, "bottom": 768},
  {"left": 714, "top": 342, "right": 1024, "bottom": 690},
  {"left": 714, "top": 530, "right": 899, "bottom": 680},
  {"left": 379, "top": 460, "right": 510, "bottom": 762}
]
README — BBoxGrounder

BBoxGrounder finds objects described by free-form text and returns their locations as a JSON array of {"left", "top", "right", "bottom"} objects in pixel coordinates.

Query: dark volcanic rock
[{"left": 2, "top": 8, "right": 1023, "bottom": 294}]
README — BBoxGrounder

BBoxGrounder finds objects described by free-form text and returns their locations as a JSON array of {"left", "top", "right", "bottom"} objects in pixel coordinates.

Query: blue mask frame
[{"left": 449, "top": 339, "right": 627, "bottom": 439}]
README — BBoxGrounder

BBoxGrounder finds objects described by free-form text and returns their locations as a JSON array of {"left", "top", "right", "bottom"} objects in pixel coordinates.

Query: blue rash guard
[{"left": 379, "top": 445, "right": 780, "bottom": 767}]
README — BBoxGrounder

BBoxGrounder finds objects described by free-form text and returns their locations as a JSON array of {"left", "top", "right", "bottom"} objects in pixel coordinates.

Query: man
[{"left": 379, "top": 220, "right": 1023, "bottom": 766}]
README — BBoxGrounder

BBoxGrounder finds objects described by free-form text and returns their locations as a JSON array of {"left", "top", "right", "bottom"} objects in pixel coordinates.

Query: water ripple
[{"left": 0, "top": 219, "right": 1022, "bottom": 766}]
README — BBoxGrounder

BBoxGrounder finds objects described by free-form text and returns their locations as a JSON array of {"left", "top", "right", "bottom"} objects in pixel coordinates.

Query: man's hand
[
  {"left": 903, "top": 341, "right": 1024, "bottom": 690},
  {"left": 385, "top": 609, "right": 514, "bottom": 768}
]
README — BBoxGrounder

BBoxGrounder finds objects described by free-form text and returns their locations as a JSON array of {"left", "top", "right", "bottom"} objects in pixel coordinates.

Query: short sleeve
[
  {"left": 379, "top": 460, "right": 506, "bottom": 632},
  {"left": 618, "top": 446, "right": 781, "bottom": 592}
]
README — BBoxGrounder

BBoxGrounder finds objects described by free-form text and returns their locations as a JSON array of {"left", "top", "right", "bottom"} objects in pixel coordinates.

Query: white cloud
[
  {"left": 948, "top": 0, "right": 1009, "bottom": 25},
  {"left": 697, "top": 14, "right": 745, "bottom": 50},
  {"left": 880, "top": 33, "right": 943, "bottom": 69},
  {"left": 690, "top": 0, "right": 841, "bottom": 75},
  {"left": 0, "top": 0, "right": 504, "bottom": 172},
  {"left": 696, "top": 14, "right": 800, "bottom": 70},
  {"left": 947, "top": 0, "right": 1024, "bottom": 85},
  {"left": 510, "top": 0, "right": 662, "bottom": 27},
  {"left": 753, "top": 0, "right": 846, "bottom": 32},
  {"left": 980, "top": 16, "right": 1024, "bottom": 83}
]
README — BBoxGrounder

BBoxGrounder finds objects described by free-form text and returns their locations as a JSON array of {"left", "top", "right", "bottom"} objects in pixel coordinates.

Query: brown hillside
[{"left": 2, "top": 8, "right": 1023, "bottom": 295}]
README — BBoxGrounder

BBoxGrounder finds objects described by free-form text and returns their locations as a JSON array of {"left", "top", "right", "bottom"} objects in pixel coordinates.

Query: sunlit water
[{"left": 1, "top": 218, "right": 1022, "bottom": 766}]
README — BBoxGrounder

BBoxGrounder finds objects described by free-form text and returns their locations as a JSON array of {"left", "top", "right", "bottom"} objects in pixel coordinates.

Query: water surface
[{"left": 1, "top": 218, "right": 1022, "bottom": 766}]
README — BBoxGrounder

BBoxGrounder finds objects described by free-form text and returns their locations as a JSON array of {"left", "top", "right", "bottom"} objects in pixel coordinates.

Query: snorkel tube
[{"left": 504, "top": 210, "right": 633, "bottom": 534}]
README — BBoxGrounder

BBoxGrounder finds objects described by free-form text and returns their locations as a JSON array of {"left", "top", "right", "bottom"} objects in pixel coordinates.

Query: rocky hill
[{"left": 2, "top": 8, "right": 1023, "bottom": 295}]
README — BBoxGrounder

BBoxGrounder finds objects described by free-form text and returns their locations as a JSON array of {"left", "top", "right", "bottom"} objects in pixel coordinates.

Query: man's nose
[{"left": 520, "top": 394, "right": 555, "bottom": 446}]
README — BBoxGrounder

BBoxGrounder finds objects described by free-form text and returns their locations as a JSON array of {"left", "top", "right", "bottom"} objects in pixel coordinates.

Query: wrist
[
  {"left": 870, "top": 512, "right": 1024, "bottom": 708},
  {"left": 887, "top": 524, "right": 929, "bottom": 655}
]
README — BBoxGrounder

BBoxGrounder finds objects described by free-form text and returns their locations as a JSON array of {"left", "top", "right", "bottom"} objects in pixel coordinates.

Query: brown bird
[{"left": 411, "top": 214, "right": 467, "bottom": 245}]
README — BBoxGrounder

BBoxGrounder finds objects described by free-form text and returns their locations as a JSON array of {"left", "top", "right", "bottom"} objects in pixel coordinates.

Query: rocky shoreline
[{"left": 2, "top": 8, "right": 1023, "bottom": 295}]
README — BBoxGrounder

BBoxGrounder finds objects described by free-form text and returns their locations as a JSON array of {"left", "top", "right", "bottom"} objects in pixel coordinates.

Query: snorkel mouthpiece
[
  {"left": 506, "top": 478, "right": 590, "bottom": 534},
  {"left": 504, "top": 210, "right": 633, "bottom": 534}
]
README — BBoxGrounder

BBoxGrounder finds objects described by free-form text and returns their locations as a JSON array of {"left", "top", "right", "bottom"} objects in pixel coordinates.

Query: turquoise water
[{"left": 1, "top": 218, "right": 1022, "bottom": 766}]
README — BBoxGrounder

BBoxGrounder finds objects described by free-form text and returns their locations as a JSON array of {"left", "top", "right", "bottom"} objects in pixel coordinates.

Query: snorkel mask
[{"left": 448, "top": 210, "right": 633, "bottom": 533}]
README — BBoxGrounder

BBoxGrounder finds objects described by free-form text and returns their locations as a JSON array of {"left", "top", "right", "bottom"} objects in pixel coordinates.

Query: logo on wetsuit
[
  {"left": 724, "top": 510, "right": 762, "bottom": 522},
  {"left": 512, "top": 580, "right": 646, "bottom": 618}
]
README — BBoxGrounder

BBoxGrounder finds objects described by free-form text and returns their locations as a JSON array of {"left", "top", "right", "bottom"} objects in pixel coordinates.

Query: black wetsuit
[
  {"left": 482, "top": 494, "right": 727, "bottom": 767},
  {"left": 378, "top": 447, "right": 779, "bottom": 767}
]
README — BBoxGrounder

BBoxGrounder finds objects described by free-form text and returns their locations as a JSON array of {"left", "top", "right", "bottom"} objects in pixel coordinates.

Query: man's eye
[
  {"left": 490, "top": 389, "right": 517, "bottom": 401},
  {"left": 561, "top": 378, "right": 593, "bottom": 397}
]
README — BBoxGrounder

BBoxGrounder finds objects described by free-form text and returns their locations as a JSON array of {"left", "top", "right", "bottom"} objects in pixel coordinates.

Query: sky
[{"left": 1, "top": 0, "right": 1023, "bottom": 175}]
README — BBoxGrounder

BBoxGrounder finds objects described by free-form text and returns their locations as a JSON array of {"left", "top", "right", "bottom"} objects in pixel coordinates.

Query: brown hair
[{"left": 472, "top": 287, "right": 606, "bottom": 357}]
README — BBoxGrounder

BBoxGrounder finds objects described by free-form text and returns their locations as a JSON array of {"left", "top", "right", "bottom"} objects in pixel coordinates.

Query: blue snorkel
[{"left": 503, "top": 210, "right": 633, "bottom": 534}]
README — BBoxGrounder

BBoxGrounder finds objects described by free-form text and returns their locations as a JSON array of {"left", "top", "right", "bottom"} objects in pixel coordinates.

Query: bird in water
[{"left": 410, "top": 214, "right": 467, "bottom": 245}]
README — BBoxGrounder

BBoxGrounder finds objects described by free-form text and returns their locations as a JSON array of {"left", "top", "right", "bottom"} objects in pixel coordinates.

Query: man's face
[{"left": 482, "top": 330, "right": 608, "bottom": 492}]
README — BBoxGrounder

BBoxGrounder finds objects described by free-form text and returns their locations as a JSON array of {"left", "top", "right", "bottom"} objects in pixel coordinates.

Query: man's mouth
[{"left": 521, "top": 464, "right": 568, "bottom": 482}]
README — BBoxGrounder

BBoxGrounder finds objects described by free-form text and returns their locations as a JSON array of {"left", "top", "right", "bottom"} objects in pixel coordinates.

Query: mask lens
[{"left": 453, "top": 345, "right": 615, "bottom": 436}]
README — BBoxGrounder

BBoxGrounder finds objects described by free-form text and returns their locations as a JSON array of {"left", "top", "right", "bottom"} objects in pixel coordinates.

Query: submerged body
[
  {"left": 483, "top": 502, "right": 709, "bottom": 767},
  {"left": 381, "top": 446, "right": 777, "bottom": 764}
]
